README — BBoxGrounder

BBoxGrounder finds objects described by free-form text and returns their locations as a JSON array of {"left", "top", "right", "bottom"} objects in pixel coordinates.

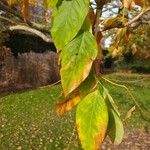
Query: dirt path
[{"left": 102, "top": 130, "right": 150, "bottom": 150}]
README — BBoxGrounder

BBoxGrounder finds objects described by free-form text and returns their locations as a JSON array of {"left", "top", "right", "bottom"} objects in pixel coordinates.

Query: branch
[
  {"left": 94, "top": 9, "right": 101, "bottom": 37},
  {"left": 125, "top": 7, "right": 150, "bottom": 26},
  {"left": 101, "top": 7, "right": 150, "bottom": 32},
  {"left": 9, "top": 25, "right": 52, "bottom": 42},
  {"left": 94, "top": 8, "right": 103, "bottom": 76}
]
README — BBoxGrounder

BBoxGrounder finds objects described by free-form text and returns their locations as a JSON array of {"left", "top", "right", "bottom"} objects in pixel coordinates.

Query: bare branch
[
  {"left": 125, "top": 7, "right": 150, "bottom": 26},
  {"left": 101, "top": 7, "right": 150, "bottom": 32}
]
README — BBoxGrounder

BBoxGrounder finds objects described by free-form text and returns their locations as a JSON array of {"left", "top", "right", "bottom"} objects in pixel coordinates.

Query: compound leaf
[
  {"left": 103, "top": 86, "right": 120, "bottom": 116},
  {"left": 108, "top": 108, "right": 124, "bottom": 145}
]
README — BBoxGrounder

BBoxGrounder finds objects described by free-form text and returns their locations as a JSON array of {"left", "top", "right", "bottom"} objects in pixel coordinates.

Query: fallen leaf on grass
[{"left": 124, "top": 106, "right": 136, "bottom": 122}]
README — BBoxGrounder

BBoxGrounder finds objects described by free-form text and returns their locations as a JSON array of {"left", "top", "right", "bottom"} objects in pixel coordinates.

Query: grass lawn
[{"left": 0, "top": 73, "right": 150, "bottom": 150}]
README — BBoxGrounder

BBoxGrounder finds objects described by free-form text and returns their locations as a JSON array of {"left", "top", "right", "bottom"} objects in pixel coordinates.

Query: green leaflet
[
  {"left": 102, "top": 85, "right": 124, "bottom": 144},
  {"left": 79, "top": 70, "right": 97, "bottom": 99},
  {"left": 103, "top": 86, "right": 120, "bottom": 116},
  {"left": 96, "top": 83, "right": 123, "bottom": 145},
  {"left": 44, "top": 0, "right": 59, "bottom": 8},
  {"left": 81, "top": 16, "right": 91, "bottom": 31},
  {"left": 51, "top": 0, "right": 89, "bottom": 50},
  {"left": 76, "top": 89, "right": 108, "bottom": 150},
  {"left": 107, "top": 108, "right": 124, "bottom": 145},
  {"left": 60, "top": 31, "right": 98, "bottom": 96}
]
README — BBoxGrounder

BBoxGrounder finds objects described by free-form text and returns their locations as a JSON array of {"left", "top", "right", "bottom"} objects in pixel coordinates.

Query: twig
[
  {"left": 125, "top": 7, "right": 150, "bottom": 26},
  {"left": 104, "top": 77, "right": 149, "bottom": 84},
  {"left": 101, "top": 7, "right": 150, "bottom": 31},
  {"left": 101, "top": 76, "right": 149, "bottom": 121},
  {"left": 39, "top": 80, "right": 61, "bottom": 89}
]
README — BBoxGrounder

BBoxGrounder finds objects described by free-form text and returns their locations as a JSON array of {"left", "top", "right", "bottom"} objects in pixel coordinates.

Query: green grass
[
  {"left": 0, "top": 86, "right": 80, "bottom": 149},
  {"left": 0, "top": 73, "right": 150, "bottom": 149}
]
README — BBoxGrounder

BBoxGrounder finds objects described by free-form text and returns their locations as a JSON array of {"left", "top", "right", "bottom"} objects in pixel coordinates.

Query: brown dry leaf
[
  {"left": 7, "top": 0, "right": 36, "bottom": 6},
  {"left": 124, "top": 28, "right": 131, "bottom": 42},
  {"left": 124, "top": 106, "right": 136, "bottom": 121},
  {"left": 29, "top": 0, "right": 37, "bottom": 5},
  {"left": 122, "top": 0, "right": 149, "bottom": 8},
  {"left": 134, "top": 0, "right": 149, "bottom": 7},
  {"left": 122, "top": 0, "right": 133, "bottom": 9},
  {"left": 94, "top": 125, "right": 108, "bottom": 149},
  {"left": 102, "top": 16, "right": 125, "bottom": 31},
  {"left": 88, "top": 7, "right": 95, "bottom": 25},
  {"left": 110, "top": 27, "right": 127, "bottom": 50},
  {"left": 22, "top": 0, "right": 37, "bottom": 22},
  {"left": 22, "top": 0, "right": 29, "bottom": 22},
  {"left": 56, "top": 93, "right": 80, "bottom": 116},
  {"left": 130, "top": 1, "right": 136, "bottom": 10},
  {"left": 122, "top": 0, "right": 136, "bottom": 10},
  {"left": 7, "top": 0, "right": 19, "bottom": 6},
  {"left": 111, "top": 47, "right": 123, "bottom": 58},
  {"left": 7, "top": 0, "right": 37, "bottom": 22}
]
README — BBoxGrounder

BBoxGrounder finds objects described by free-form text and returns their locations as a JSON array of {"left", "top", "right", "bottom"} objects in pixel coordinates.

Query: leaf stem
[
  {"left": 94, "top": 9, "right": 101, "bottom": 37},
  {"left": 93, "top": 7, "right": 103, "bottom": 76},
  {"left": 101, "top": 76, "right": 150, "bottom": 121}
]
